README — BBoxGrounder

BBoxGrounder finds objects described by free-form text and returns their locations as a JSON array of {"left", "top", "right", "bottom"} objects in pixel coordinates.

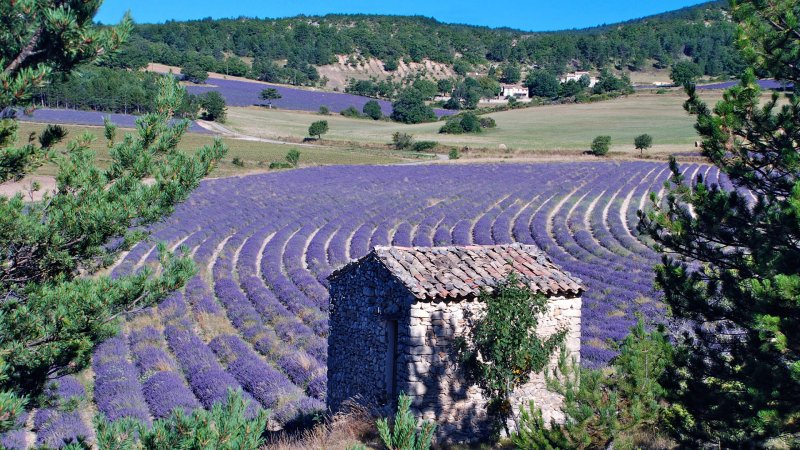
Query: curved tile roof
[{"left": 330, "top": 244, "right": 584, "bottom": 300}]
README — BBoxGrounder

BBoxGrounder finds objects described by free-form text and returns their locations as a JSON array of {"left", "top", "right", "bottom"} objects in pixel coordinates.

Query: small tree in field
[
  {"left": 201, "top": 91, "right": 227, "bottom": 122},
  {"left": 457, "top": 274, "right": 566, "bottom": 437},
  {"left": 669, "top": 61, "right": 702, "bottom": 87},
  {"left": 392, "top": 132, "right": 414, "bottom": 150},
  {"left": 591, "top": 135, "right": 611, "bottom": 156},
  {"left": 634, "top": 134, "right": 653, "bottom": 156},
  {"left": 285, "top": 149, "right": 300, "bottom": 167},
  {"left": 259, "top": 88, "right": 281, "bottom": 108},
  {"left": 308, "top": 120, "right": 328, "bottom": 139},
  {"left": 363, "top": 100, "right": 383, "bottom": 120}
]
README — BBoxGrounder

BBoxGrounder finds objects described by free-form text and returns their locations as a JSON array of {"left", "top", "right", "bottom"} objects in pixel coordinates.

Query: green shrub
[
  {"left": 412, "top": 141, "right": 438, "bottom": 152},
  {"left": 95, "top": 390, "right": 268, "bottom": 450},
  {"left": 340, "top": 106, "right": 362, "bottom": 118},
  {"left": 456, "top": 274, "right": 566, "bottom": 436},
  {"left": 231, "top": 157, "right": 245, "bottom": 167},
  {"left": 439, "top": 112, "right": 487, "bottom": 134},
  {"left": 448, "top": 148, "right": 460, "bottom": 160},
  {"left": 285, "top": 149, "right": 300, "bottom": 167},
  {"left": 512, "top": 317, "right": 672, "bottom": 449},
  {"left": 460, "top": 113, "right": 481, "bottom": 133},
  {"left": 479, "top": 116, "right": 497, "bottom": 129},
  {"left": 392, "top": 132, "right": 414, "bottom": 150},
  {"left": 200, "top": 91, "right": 227, "bottom": 122},
  {"left": 318, "top": 105, "right": 330, "bottom": 115},
  {"left": 390, "top": 89, "right": 436, "bottom": 124},
  {"left": 591, "top": 135, "right": 611, "bottom": 156},
  {"left": 383, "top": 58, "right": 399, "bottom": 71},
  {"left": 269, "top": 161, "right": 293, "bottom": 169},
  {"left": 439, "top": 119, "right": 465, "bottom": 134},
  {"left": 376, "top": 393, "right": 436, "bottom": 450}
]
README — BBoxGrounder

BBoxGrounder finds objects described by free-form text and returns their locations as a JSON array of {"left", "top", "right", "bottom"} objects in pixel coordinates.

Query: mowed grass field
[
  {"left": 16, "top": 123, "right": 406, "bottom": 177},
  {"left": 226, "top": 90, "right": 725, "bottom": 155}
]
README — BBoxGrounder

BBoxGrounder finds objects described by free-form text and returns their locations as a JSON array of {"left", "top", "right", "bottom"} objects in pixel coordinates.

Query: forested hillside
[{"left": 106, "top": 1, "right": 742, "bottom": 86}]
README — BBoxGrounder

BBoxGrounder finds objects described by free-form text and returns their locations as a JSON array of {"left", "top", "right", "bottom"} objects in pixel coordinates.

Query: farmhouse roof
[{"left": 329, "top": 244, "right": 584, "bottom": 300}]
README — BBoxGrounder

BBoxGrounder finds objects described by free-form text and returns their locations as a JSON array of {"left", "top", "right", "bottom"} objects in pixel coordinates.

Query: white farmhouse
[
  {"left": 500, "top": 84, "right": 530, "bottom": 100},
  {"left": 560, "top": 71, "right": 598, "bottom": 87}
]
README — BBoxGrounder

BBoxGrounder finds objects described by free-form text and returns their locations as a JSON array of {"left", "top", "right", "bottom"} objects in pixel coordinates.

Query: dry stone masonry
[{"left": 327, "top": 244, "right": 584, "bottom": 443}]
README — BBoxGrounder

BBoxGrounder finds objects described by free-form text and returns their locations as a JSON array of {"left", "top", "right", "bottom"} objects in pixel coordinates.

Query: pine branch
[{"left": 3, "top": 28, "right": 43, "bottom": 76}]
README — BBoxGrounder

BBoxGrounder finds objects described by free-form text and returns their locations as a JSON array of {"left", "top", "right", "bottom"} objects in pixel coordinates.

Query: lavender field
[
  {"left": 2, "top": 161, "right": 736, "bottom": 447},
  {"left": 186, "top": 78, "right": 455, "bottom": 117},
  {"left": 16, "top": 108, "right": 210, "bottom": 133},
  {"left": 696, "top": 79, "right": 793, "bottom": 90}
]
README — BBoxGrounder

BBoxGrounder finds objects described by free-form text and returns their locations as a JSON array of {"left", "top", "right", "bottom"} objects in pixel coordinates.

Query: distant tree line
[
  {"left": 104, "top": 1, "right": 743, "bottom": 85},
  {"left": 30, "top": 66, "right": 227, "bottom": 122}
]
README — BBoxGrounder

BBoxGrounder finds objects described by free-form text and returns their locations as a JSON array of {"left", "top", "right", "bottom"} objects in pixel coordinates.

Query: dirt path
[{"left": 196, "top": 120, "right": 322, "bottom": 147}]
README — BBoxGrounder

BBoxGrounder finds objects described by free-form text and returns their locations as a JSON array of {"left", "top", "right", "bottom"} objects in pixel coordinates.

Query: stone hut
[{"left": 326, "top": 244, "right": 584, "bottom": 443}]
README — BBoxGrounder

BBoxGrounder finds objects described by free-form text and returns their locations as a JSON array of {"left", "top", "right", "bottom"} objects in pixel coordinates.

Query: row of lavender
[{"left": 3, "top": 162, "right": 730, "bottom": 447}]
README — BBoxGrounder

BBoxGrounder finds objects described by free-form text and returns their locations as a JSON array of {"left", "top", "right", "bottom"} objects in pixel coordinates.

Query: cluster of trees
[
  {"left": 345, "top": 77, "right": 401, "bottom": 99},
  {"left": 31, "top": 66, "right": 163, "bottom": 114},
  {"left": 526, "top": 69, "right": 633, "bottom": 101},
  {"left": 443, "top": 77, "right": 501, "bottom": 110},
  {"left": 390, "top": 89, "right": 436, "bottom": 124},
  {"left": 29, "top": 65, "right": 227, "bottom": 122},
  {"left": 110, "top": 2, "right": 742, "bottom": 85},
  {"left": 439, "top": 112, "right": 496, "bottom": 134},
  {"left": 250, "top": 57, "right": 321, "bottom": 86}
]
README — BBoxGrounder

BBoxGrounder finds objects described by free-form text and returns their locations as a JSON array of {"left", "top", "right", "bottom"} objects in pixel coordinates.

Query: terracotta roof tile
[{"left": 329, "top": 244, "right": 584, "bottom": 300}]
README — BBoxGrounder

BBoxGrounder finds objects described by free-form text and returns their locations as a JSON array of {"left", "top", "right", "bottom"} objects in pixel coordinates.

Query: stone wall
[
  {"left": 398, "top": 295, "right": 582, "bottom": 444},
  {"left": 327, "top": 256, "right": 414, "bottom": 412}
]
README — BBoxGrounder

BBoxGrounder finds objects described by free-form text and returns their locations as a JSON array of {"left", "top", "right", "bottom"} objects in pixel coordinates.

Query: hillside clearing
[{"left": 226, "top": 91, "right": 725, "bottom": 155}]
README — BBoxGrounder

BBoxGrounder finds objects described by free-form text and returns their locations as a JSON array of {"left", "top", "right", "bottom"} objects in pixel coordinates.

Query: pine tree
[
  {"left": 0, "top": 1, "right": 227, "bottom": 433},
  {"left": 639, "top": 0, "right": 800, "bottom": 445}
]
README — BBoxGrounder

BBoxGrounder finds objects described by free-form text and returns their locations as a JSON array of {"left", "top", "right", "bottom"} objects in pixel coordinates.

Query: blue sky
[{"left": 96, "top": 0, "right": 710, "bottom": 31}]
